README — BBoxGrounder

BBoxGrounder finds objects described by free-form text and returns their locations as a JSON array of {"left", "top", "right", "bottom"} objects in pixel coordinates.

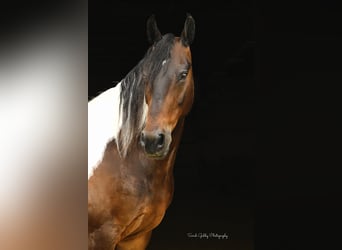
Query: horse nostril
[{"left": 157, "top": 133, "right": 165, "bottom": 148}]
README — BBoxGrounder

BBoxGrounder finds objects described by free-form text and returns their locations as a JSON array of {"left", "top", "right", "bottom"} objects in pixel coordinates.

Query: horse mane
[{"left": 117, "top": 33, "right": 175, "bottom": 157}]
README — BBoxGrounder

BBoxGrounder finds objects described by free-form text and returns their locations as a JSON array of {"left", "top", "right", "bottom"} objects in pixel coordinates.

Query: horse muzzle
[{"left": 140, "top": 129, "right": 171, "bottom": 159}]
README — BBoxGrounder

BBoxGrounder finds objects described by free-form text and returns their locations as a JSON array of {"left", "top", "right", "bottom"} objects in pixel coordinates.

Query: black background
[
  {"left": 90, "top": 1, "right": 255, "bottom": 249},
  {"left": 257, "top": 1, "right": 342, "bottom": 249},
  {"left": 89, "top": 0, "right": 342, "bottom": 249}
]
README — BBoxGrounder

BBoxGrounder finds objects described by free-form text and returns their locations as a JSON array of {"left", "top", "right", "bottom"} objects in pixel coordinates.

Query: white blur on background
[{"left": 0, "top": 1, "right": 87, "bottom": 249}]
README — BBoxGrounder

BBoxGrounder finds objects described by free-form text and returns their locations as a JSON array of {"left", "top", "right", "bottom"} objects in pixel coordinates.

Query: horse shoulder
[{"left": 88, "top": 83, "right": 122, "bottom": 179}]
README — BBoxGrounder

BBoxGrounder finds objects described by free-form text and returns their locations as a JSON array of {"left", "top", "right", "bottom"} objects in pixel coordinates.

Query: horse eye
[{"left": 178, "top": 71, "right": 188, "bottom": 81}]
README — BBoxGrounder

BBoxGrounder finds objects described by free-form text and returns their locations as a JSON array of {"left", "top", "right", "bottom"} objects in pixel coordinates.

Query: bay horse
[{"left": 88, "top": 14, "right": 195, "bottom": 249}]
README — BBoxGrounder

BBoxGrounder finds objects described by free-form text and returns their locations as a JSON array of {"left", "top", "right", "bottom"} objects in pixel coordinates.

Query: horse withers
[{"left": 88, "top": 14, "right": 195, "bottom": 250}]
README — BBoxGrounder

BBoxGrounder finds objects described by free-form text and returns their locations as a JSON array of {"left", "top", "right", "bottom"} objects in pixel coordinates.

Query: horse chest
[
  {"left": 122, "top": 180, "right": 173, "bottom": 236},
  {"left": 88, "top": 173, "right": 173, "bottom": 229}
]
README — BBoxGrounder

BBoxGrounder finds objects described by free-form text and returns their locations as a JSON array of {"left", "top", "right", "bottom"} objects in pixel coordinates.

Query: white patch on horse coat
[
  {"left": 162, "top": 59, "right": 167, "bottom": 66},
  {"left": 88, "top": 82, "right": 122, "bottom": 179}
]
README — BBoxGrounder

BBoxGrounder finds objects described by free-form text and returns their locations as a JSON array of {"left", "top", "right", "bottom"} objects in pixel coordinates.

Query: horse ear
[
  {"left": 181, "top": 13, "right": 195, "bottom": 46},
  {"left": 146, "top": 14, "right": 162, "bottom": 44}
]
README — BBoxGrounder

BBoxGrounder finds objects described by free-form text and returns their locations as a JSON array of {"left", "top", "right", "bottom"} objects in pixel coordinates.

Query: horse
[{"left": 88, "top": 14, "right": 195, "bottom": 249}]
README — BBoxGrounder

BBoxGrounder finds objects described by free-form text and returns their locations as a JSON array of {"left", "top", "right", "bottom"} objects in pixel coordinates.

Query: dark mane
[{"left": 117, "top": 33, "right": 175, "bottom": 157}]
